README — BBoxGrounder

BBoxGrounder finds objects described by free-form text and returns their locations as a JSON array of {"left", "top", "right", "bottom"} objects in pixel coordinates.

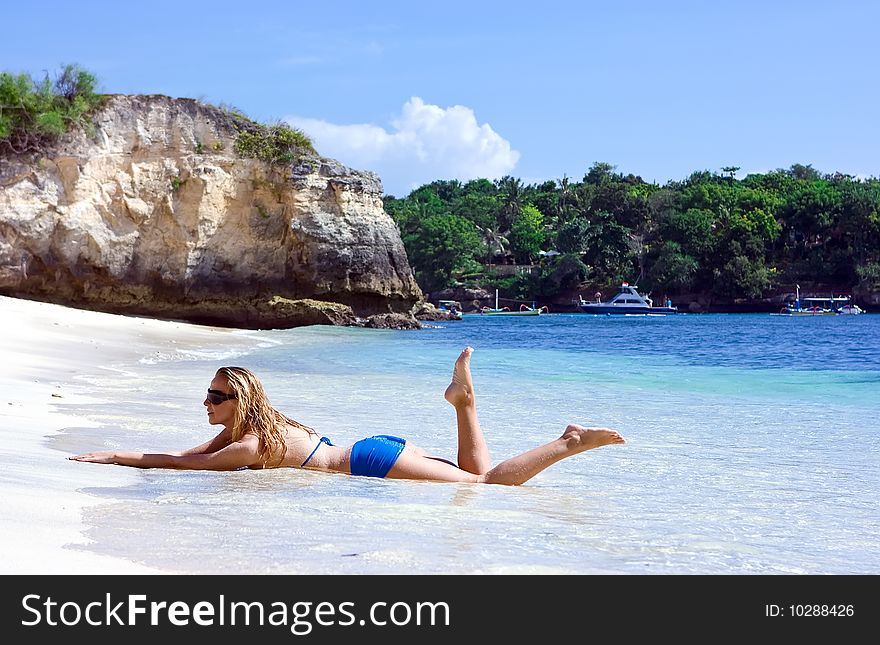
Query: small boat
[
  {"left": 777, "top": 298, "right": 840, "bottom": 316},
  {"left": 772, "top": 285, "right": 865, "bottom": 316},
  {"left": 578, "top": 283, "right": 677, "bottom": 315},
  {"left": 838, "top": 303, "right": 865, "bottom": 315},
  {"left": 478, "top": 290, "right": 546, "bottom": 316},
  {"left": 480, "top": 304, "right": 544, "bottom": 316},
  {"left": 437, "top": 300, "right": 463, "bottom": 319}
]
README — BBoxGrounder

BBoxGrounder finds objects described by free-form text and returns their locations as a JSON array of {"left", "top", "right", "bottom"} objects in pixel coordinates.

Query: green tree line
[{"left": 384, "top": 163, "right": 880, "bottom": 303}]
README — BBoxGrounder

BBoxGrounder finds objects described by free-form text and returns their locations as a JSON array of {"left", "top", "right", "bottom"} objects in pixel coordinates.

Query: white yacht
[{"left": 578, "top": 283, "right": 678, "bottom": 315}]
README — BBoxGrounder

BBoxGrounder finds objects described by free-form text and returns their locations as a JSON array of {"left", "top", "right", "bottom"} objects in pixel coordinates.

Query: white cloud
[{"left": 285, "top": 97, "right": 520, "bottom": 196}]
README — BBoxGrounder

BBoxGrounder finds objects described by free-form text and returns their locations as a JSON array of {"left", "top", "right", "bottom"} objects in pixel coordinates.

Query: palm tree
[
  {"left": 546, "top": 174, "right": 580, "bottom": 248},
  {"left": 555, "top": 173, "right": 577, "bottom": 222},
  {"left": 628, "top": 232, "right": 646, "bottom": 285},
  {"left": 495, "top": 175, "right": 524, "bottom": 233},
  {"left": 477, "top": 225, "right": 510, "bottom": 265}
]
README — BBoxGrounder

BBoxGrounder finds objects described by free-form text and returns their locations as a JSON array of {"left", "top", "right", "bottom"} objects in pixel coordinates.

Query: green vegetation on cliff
[
  {"left": 0, "top": 64, "right": 102, "bottom": 155},
  {"left": 233, "top": 122, "right": 315, "bottom": 165},
  {"left": 1, "top": 64, "right": 316, "bottom": 166}
]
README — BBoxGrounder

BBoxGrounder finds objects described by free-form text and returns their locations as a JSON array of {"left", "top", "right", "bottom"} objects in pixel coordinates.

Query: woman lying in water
[{"left": 70, "top": 347, "right": 625, "bottom": 485}]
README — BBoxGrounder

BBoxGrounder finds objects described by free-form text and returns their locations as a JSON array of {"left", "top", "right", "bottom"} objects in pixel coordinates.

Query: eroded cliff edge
[{"left": 0, "top": 94, "right": 424, "bottom": 328}]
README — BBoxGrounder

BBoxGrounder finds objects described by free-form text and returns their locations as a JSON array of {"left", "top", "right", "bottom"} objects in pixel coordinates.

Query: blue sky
[{"left": 3, "top": 0, "right": 878, "bottom": 196}]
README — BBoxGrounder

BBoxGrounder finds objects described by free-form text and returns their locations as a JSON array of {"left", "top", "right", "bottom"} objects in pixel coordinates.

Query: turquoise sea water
[{"left": 56, "top": 313, "right": 880, "bottom": 574}]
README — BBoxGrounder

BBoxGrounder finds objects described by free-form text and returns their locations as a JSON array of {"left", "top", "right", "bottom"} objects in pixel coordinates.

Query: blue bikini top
[{"left": 300, "top": 436, "right": 333, "bottom": 468}]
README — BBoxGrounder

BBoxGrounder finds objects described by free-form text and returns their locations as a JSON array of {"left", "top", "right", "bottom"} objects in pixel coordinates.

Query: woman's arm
[
  {"left": 69, "top": 435, "right": 262, "bottom": 471},
  {"left": 172, "top": 427, "right": 234, "bottom": 456}
]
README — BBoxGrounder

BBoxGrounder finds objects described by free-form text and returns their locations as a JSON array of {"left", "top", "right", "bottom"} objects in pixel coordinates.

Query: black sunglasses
[{"left": 206, "top": 389, "right": 237, "bottom": 405}]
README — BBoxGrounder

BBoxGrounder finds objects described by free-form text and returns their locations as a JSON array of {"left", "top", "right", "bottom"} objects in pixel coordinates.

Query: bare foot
[
  {"left": 444, "top": 347, "right": 475, "bottom": 407},
  {"left": 561, "top": 424, "right": 625, "bottom": 452}
]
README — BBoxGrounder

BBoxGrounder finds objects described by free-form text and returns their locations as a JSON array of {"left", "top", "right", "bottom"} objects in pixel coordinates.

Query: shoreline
[{"left": 0, "top": 295, "right": 264, "bottom": 574}]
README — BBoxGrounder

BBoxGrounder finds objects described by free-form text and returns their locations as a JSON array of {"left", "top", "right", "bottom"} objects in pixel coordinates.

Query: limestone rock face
[{"left": 0, "top": 94, "right": 423, "bottom": 328}]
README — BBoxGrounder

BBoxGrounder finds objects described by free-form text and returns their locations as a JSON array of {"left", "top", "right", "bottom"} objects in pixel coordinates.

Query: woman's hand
[{"left": 69, "top": 451, "right": 118, "bottom": 464}]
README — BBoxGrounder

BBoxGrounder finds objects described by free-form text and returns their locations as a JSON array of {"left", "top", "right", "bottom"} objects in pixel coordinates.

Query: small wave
[
  {"left": 139, "top": 347, "right": 254, "bottom": 365},
  {"left": 94, "top": 365, "right": 140, "bottom": 377},
  {"left": 229, "top": 329, "right": 286, "bottom": 347},
  {"left": 178, "top": 348, "right": 254, "bottom": 361}
]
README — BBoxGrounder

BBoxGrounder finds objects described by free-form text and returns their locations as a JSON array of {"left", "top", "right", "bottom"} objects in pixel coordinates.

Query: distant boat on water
[
  {"left": 437, "top": 300, "right": 463, "bottom": 319},
  {"left": 476, "top": 290, "right": 547, "bottom": 316},
  {"left": 773, "top": 285, "right": 865, "bottom": 316},
  {"left": 577, "top": 283, "right": 677, "bottom": 315}
]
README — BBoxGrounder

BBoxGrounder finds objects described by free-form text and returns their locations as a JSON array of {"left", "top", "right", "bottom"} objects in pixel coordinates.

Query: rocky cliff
[{"left": 0, "top": 95, "right": 424, "bottom": 328}]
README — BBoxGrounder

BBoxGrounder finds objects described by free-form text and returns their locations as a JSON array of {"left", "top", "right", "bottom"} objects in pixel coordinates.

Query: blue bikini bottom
[{"left": 349, "top": 434, "right": 406, "bottom": 478}]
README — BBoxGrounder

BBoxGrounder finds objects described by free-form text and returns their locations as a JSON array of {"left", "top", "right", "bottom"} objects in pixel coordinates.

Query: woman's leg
[
  {"left": 480, "top": 424, "right": 625, "bottom": 485},
  {"left": 387, "top": 424, "right": 624, "bottom": 485},
  {"left": 443, "top": 347, "right": 492, "bottom": 474},
  {"left": 386, "top": 447, "right": 481, "bottom": 483}
]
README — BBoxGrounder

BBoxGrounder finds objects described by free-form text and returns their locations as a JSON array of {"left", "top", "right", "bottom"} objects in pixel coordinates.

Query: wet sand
[{"left": 0, "top": 295, "right": 261, "bottom": 574}]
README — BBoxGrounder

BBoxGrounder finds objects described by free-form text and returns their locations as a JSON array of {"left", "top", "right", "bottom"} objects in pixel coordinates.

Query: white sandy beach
[{"left": 0, "top": 295, "right": 263, "bottom": 574}]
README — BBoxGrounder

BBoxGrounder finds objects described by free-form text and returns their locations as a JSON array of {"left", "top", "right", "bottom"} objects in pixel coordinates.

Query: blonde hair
[{"left": 216, "top": 366, "right": 315, "bottom": 467}]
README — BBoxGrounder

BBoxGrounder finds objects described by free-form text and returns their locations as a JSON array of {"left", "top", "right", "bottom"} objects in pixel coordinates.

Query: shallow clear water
[{"left": 56, "top": 313, "right": 880, "bottom": 574}]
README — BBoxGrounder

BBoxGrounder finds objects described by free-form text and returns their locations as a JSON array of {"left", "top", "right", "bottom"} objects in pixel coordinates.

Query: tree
[
  {"left": 781, "top": 179, "right": 842, "bottom": 258},
  {"left": 509, "top": 204, "right": 546, "bottom": 264},
  {"left": 523, "top": 180, "right": 559, "bottom": 230},
  {"left": 426, "top": 179, "right": 464, "bottom": 202},
  {"left": 403, "top": 213, "right": 482, "bottom": 292},
  {"left": 539, "top": 253, "right": 590, "bottom": 297},
  {"left": 450, "top": 189, "right": 498, "bottom": 231},
  {"left": 788, "top": 163, "right": 821, "bottom": 181},
  {"left": 582, "top": 211, "right": 636, "bottom": 284},
  {"left": 648, "top": 241, "right": 699, "bottom": 291},
  {"left": 476, "top": 225, "right": 510, "bottom": 264},
  {"left": 838, "top": 181, "right": 880, "bottom": 268},
  {"left": 713, "top": 254, "right": 771, "bottom": 298},
  {"left": 556, "top": 174, "right": 577, "bottom": 220},
  {"left": 584, "top": 161, "right": 617, "bottom": 186},
  {"left": 495, "top": 175, "right": 524, "bottom": 233},
  {"left": 54, "top": 64, "right": 98, "bottom": 102},
  {"left": 556, "top": 215, "right": 591, "bottom": 254},
  {"left": 0, "top": 63, "right": 102, "bottom": 155}
]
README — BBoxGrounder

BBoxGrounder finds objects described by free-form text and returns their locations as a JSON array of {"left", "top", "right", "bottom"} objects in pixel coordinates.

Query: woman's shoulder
[
  {"left": 282, "top": 423, "right": 318, "bottom": 439},
  {"left": 233, "top": 432, "right": 262, "bottom": 450}
]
